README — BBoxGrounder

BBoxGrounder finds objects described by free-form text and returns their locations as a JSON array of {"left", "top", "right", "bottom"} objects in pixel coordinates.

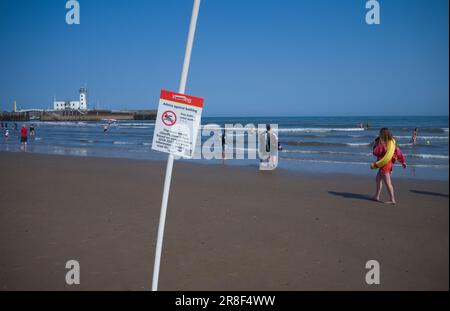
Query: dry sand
[{"left": 0, "top": 152, "right": 448, "bottom": 290}]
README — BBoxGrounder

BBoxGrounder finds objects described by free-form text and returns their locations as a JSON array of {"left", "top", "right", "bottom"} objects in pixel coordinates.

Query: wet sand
[{"left": 0, "top": 152, "right": 448, "bottom": 290}]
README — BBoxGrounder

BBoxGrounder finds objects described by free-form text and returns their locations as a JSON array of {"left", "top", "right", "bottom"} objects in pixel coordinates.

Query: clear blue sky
[{"left": 0, "top": 0, "right": 448, "bottom": 116}]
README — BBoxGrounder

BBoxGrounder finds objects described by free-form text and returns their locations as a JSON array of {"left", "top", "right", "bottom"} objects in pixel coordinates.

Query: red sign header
[{"left": 160, "top": 90, "right": 204, "bottom": 108}]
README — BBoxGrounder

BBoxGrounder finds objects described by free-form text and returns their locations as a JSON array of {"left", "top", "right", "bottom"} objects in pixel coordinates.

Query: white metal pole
[{"left": 152, "top": 0, "right": 201, "bottom": 291}]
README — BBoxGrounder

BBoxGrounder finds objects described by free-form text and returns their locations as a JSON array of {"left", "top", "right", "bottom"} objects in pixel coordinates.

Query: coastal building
[{"left": 53, "top": 88, "right": 87, "bottom": 111}]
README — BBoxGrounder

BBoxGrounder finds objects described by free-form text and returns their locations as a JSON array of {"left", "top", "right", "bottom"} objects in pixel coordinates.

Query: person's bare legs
[
  {"left": 372, "top": 170, "right": 383, "bottom": 201},
  {"left": 382, "top": 172, "right": 396, "bottom": 204}
]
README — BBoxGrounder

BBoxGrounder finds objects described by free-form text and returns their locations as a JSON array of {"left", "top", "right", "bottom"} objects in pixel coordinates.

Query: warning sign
[{"left": 152, "top": 90, "right": 204, "bottom": 158}]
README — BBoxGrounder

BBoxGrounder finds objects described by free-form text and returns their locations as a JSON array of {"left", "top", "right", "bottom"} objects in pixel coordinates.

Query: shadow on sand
[
  {"left": 410, "top": 190, "right": 449, "bottom": 198},
  {"left": 328, "top": 191, "right": 374, "bottom": 202}
]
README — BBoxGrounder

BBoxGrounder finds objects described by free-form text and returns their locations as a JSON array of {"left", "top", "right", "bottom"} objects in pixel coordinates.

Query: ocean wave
[
  {"left": 280, "top": 158, "right": 369, "bottom": 165},
  {"left": 342, "top": 142, "right": 370, "bottom": 147},
  {"left": 118, "top": 123, "right": 155, "bottom": 127},
  {"left": 277, "top": 127, "right": 365, "bottom": 133},
  {"left": 112, "top": 141, "right": 139, "bottom": 145},
  {"left": 282, "top": 150, "right": 372, "bottom": 156},
  {"left": 38, "top": 121, "right": 94, "bottom": 127},
  {"left": 199, "top": 126, "right": 366, "bottom": 133},
  {"left": 118, "top": 126, "right": 154, "bottom": 129},
  {"left": 279, "top": 157, "right": 449, "bottom": 168},
  {"left": 284, "top": 141, "right": 370, "bottom": 147},
  {"left": 395, "top": 135, "right": 449, "bottom": 140},
  {"left": 407, "top": 153, "right": 449, "bottom": 160},
  {"left": 417, "top": 128, "right": 449, "bottom": 133}
]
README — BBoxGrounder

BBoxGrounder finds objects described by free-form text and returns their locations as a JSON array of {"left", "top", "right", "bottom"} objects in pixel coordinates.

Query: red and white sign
[{"left": 152, "top": 90, "right": 204, "bottom": 158}]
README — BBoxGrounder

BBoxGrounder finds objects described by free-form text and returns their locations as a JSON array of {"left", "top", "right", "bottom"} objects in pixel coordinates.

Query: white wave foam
[
  {"left": 346, "top": 142, "right": 370, "bottom": 146},
  {"left": 113, "top": 141, "right": 137, "bottom": 145},
  {"left": 119, "top": 123, "right": 155, "bottom": 127},
  {"left": 396, "top": 135, "right": 449, "bottom": 140},
  {"left": 407, "top": 154, "right": 449, "bottom": 160},
  {"left": 280, "top": 158, "right": 449, "bottom": 168},
  {"left": 282, "top": 150, "right": 372, "bottom": 156},
  {"left": 277, "top": 127, "right": 365, "bottom": 133},
  {"left": 199, "top": 126, "right": 365, "bottom": 133}
]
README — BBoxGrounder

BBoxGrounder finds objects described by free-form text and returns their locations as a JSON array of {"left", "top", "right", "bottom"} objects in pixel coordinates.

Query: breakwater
[{"left": 0, "top": 110, "right": 157, "bottom": 122}]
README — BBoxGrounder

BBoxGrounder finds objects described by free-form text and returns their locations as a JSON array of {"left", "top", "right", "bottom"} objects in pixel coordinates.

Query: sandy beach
[{"left": 0, "top": 152, "right": 448, "bottom": 290}]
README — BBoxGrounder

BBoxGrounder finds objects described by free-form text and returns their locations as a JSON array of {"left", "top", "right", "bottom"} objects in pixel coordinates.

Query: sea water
[{"left": 1, "top": 116, "right": 448, "bottom": 180}]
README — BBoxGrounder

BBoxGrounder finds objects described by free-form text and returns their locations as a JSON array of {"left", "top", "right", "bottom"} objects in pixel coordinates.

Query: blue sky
[{"left": 0, "top": 0, "right": 448, "bottom": 116}]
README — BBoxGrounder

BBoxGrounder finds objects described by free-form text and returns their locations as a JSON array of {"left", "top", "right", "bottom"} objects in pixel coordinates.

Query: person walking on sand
[
  {"left": 371, "top": 128, "right": 406, "bottom": 205},
  {"left": 20, "top": 124, "right": 28, "bottom": 152},
  {"left": 411, "top": 128, "right": 418, "bottom": 145}
]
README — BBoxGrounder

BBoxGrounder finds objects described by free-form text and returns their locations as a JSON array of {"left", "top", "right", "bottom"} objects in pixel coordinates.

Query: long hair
[{"left": 379, "top": 128, "right": 394, "bottom": 144}]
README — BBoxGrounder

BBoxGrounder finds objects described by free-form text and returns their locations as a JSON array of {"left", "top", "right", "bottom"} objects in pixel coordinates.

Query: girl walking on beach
[{"left": 371, "top": 128, "right": 406, "bottom": 205}]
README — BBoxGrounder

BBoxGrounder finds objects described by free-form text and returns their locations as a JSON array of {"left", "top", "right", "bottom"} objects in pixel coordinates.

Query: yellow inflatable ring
[{"left": 371, "top": 139, "right": 396, "bottom": 170}]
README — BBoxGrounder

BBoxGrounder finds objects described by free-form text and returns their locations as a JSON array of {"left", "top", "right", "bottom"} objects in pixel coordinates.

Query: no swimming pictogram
[{"left": 161, "top": 110, "right": 177, "bottom": 126}]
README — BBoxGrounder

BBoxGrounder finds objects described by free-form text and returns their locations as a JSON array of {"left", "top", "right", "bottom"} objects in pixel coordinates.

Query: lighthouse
[
  {"left": 53, "top": 87, "right": 88, "bottom": 111},
  {"left": 79, "top": 88, "right": 87, "bottom": 110}
]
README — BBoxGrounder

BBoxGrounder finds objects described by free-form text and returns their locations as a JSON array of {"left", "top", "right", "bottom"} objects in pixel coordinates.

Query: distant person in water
[
  {"left": 371, "top": 128, "right": 406, "bottom": 205},
  {"left": 411, "top": 128, "right": 418, "bottom": 145},
  {"left": 221, "top": 128, "right": 226, "bottom": 162},
  {"left": 20, "top": 124, "right": 28, "bottom": 152},
  {"left": 103, "top": 124, "right": 109, "bottom": 133},
  {"left": 4, "top": 129, "right": 9, "bottom": 141},
  {"left": 14, "top": 123, "right": 18, "bottom": 131},
  {"left": 260, "top": 124, "right": 278, "bottom": 168},
  {"left": 30, "top": 124, "right": 35, "bottom": 137}
]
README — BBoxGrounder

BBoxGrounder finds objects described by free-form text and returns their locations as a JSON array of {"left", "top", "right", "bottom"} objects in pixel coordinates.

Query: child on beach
[{"left": 372, "top": 128, "right": 406, "bottom": 205}]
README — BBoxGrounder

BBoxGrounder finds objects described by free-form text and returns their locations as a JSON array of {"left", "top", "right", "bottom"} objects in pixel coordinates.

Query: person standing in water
[
  {"left": 221, "top": 128, "right": 226, "bottom": 163},
  {"left": 411, "top": 128, "right": 418, "bottom": 145},
  {"left": 259, "top": 124, "right": 278, "bottom": 169},
  {"left": 372, "top": 128, "right": 406, "bottom": 205},
  {"left": 29, "top": 124, "right": 36, "bottom": 137},
  {"left": 20, "top": 124, "right": 28, "bottom": 151}
]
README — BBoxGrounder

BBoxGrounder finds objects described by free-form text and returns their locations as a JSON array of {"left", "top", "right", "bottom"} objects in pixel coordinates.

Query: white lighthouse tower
[{"left": 79, "top": 87, "right": 87, "bottom": 110}]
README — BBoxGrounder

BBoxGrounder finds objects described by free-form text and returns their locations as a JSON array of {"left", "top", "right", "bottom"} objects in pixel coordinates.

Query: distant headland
[{"left": 0, "top": 87, "right": 157, "bottom": 122}]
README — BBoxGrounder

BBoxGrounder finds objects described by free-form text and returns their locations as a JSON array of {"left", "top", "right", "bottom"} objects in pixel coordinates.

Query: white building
[{"left": 53, "top": 88, "right": 87, "bottom": 111}]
